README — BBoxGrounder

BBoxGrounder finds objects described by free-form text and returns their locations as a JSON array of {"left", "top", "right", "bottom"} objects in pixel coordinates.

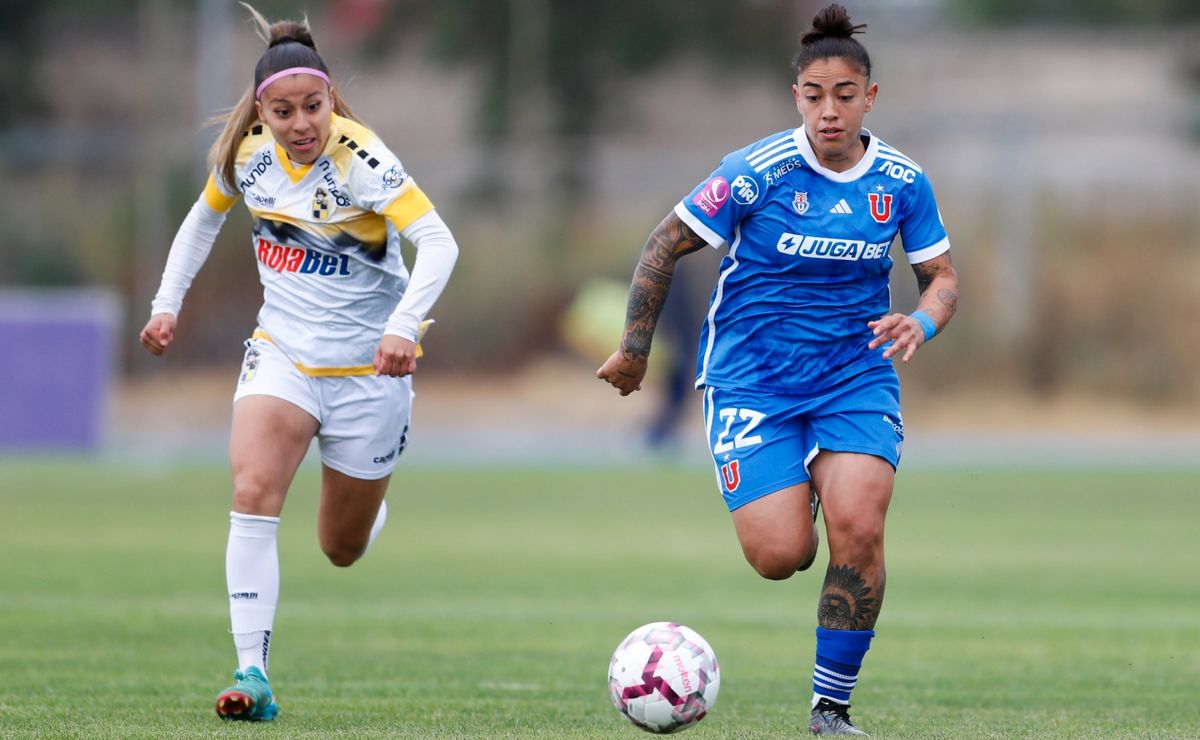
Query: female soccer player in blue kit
[{"left": 598, "top": 4, "right": 958, "bottom": 735}]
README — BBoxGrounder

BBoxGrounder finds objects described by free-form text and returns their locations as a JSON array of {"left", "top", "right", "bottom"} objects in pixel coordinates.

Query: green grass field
[{"left": 1, "top": 459, "right": 1198, "bottom": 738}]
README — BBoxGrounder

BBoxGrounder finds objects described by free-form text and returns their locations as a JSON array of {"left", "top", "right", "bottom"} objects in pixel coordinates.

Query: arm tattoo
[
  {"left": 622, "top": 267, "right": 670, "bottom": 359},
  {"left": 620, "top": 214, "right": 707, "bottom": 359},
  {"left": 817, "top": 563, "right": 885, "bottom": 631},
  {"left": 912, "top": 256, "right": 958, "bottom": 322},
  {"left": 937, "top": 286, "right": 958, "bottom": 314},
  {"left": 912, "top": 260, "right": 943, "bottom": 297}
]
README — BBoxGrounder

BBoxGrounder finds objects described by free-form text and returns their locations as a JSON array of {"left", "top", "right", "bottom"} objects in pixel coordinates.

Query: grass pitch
[{"left": 0, "top": 460, "right": 1197, "bottom": 738}]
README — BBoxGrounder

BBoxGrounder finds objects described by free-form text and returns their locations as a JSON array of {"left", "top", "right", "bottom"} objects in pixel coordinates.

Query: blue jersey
[{"left": 674, "top": 127, "right": 949, "bottom": 394}]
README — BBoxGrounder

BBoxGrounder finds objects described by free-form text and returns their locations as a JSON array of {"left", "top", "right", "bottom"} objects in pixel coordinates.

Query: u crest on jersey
[
  {"left": 868, "top": 192, "right": 892, "bottom": 223},
  {"left": 311, "top": 187, "right": 332, "bottom": 221}
]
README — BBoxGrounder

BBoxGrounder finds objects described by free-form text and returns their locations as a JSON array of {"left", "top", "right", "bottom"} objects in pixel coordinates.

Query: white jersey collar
[{"left": 792, "top": 126, "right": 878, "bottom": 183}]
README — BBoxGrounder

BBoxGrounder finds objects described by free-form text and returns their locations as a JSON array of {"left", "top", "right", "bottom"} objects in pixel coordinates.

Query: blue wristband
[{"left": 910, "top": 309, "right": 937, "bottom": 342}]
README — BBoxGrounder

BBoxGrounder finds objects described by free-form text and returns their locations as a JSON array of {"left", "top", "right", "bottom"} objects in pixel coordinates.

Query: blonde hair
[{"left": 208, "top": 3, "right": 361, "bottom": 191}]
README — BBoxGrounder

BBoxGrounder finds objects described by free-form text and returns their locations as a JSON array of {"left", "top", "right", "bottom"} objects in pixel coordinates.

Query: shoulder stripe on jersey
[
  {"left": 906, "top": 237, "right": 950, "bottom": 264},
  {"left": 752, "top": 147, "right": 801, "bottom": 173},
  {"left": 747, "top": 135, "right": 796, "bottom": 166},
  {"left": 338, "top": 135, "right": 382, "bottom": 169},
  {"left": 876, "top": 145, "right": 922, "bottom": 172},
  {"left": 242, "top": 124, "right": 264, "bottom": 138}
]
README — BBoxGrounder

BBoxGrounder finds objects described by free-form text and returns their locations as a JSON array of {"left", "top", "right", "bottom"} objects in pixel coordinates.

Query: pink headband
[{"left": 255, "top": 66, "right": 331, "bottom": 100}]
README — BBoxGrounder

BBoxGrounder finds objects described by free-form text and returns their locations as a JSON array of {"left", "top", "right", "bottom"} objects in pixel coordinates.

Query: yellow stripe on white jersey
[
  {"left": 251, "top": 329, "right": 375, "bottom": 376},
  {"left": 251, "top": 319, "right": 433, "bottom": 376}
]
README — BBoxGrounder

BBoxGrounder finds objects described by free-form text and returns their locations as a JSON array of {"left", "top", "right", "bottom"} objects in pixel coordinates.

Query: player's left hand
[
  {"left": 868, "top": 313, "right": 924, "bottom": 363},
  {"left": 375, "top": 334, "right": 418, "bottom": 377}
]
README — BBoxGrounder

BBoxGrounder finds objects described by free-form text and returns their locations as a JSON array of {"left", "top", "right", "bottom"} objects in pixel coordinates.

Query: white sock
[
  {"left": 365, "top": 499, "right": 388, "bottom": 553},
  {"left": 234, "top": 630, "right": 272, "bottom": 677},
  {"left": 226, "top": 511, "right": 280, "bottom": 676}
]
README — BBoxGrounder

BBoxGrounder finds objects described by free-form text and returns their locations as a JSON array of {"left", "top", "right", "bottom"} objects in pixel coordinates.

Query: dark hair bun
[
  {"left": 267, "top": 22, "right": 317, "bottom": 51},
  {"left": 801, "top": 3, "right": 866, "bottom": 46}
]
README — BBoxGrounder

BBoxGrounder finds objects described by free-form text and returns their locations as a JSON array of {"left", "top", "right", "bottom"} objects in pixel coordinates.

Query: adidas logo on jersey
[{"left": 829, "top": 199, "right": 853, "bottom": 214}]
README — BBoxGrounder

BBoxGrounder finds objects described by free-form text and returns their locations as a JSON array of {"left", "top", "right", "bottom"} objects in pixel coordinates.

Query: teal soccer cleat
[{"left": 215, "top": 666, "right": 279, "bottom": 721}]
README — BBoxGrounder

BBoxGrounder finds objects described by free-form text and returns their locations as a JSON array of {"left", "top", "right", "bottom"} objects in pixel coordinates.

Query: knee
[
  {"left": 231, "top": 473, "right": 281, "bottom": 514},
  {"left": 745, "top": 546, "right": 804, "bottom": 581},
  {"left": 322, "top": 543, "right": 365, "bottom": 568},
  {"left": 826, "top": 516, "right": 885, "bottom": 565}
]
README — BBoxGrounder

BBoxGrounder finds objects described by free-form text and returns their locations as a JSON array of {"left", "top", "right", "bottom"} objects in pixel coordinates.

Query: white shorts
[{"left": 232, "top": 337, "right": 413, "bottom": 480}]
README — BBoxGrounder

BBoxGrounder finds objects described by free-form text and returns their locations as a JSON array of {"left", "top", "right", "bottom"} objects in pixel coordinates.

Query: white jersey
[{"left": 203, "top": 114, "right": 436, "bottom": 374}]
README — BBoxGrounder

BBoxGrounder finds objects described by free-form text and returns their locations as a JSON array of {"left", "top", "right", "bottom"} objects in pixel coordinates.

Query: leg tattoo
[{"left": 818, "top": 563, "right": 885, "bottom": 631}]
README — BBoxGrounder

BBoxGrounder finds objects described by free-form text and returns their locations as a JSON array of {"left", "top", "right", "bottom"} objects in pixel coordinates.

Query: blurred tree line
[{"left": 1, "top": 0, "right": 1198, "bottom": 404}]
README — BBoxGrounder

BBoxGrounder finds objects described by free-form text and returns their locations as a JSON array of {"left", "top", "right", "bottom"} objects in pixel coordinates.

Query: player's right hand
[
  {"left": 596, "top": 349, "right": 647, "bottom": 397},
  {"left": 139, "top": 313, "right": 177, "bottom": 356}
]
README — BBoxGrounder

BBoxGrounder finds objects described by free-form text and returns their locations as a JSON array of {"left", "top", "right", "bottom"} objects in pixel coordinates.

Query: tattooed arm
[
  {"left": 867, "top": 252, "right": 959, "bottom": 363},
  {"left": 596, "top": 211, "right": 709, "bottom": 396}
]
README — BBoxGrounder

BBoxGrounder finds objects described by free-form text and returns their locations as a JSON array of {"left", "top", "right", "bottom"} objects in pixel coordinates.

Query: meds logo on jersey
[
  {"left": 730, "top": 174, "right": 759, "bottom": 205},
  {"left": 312, "top": 187, "right": 333, "bottom": 221},
  {"left": 382, "top": 165, "right": 406, "bottom": 189},
  {"left": 692, "top": 176, "right": 730, "bottom": 216},
  {"left": 791, "top": 191, "right": 810, "bottom": 215}
]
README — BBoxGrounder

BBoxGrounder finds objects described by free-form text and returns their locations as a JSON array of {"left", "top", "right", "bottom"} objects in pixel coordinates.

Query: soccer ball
[{"left": 608, "top": 622, "right": 720, "bottom": 733}]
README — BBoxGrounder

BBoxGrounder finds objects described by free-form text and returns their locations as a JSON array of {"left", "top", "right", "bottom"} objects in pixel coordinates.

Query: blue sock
[{"left": 812, "top": 627, "right": 874, "bottom": 705}]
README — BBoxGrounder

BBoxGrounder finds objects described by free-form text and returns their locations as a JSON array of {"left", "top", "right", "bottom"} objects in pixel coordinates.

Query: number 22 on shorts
[{"left": 712, "top": 407, "right": 765, "bottom": 455}]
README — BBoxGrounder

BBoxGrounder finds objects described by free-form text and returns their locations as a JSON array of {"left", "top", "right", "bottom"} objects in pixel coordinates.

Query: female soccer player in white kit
[
  {"left": 599, "top": 4, "right": 958, "bottom": 735},
  {"left": 139, "top": 7, "right": 458, "bottom": 721}
]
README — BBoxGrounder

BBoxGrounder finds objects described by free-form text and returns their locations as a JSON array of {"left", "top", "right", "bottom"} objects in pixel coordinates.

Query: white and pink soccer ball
[{"left": 608, "top": 622, "right": 721, "bottom": 733}]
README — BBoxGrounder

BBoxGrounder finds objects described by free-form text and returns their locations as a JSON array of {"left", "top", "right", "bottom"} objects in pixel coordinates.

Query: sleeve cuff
[
  {"left": 906, "top": 237, "right": 950, "bottom": 264},
  {"left": 673, "top": 202, "right": 725, "bottom": 249}
]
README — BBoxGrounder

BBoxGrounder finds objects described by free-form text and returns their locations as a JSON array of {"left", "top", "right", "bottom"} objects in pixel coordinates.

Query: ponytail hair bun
[
  {"left": 801, "top": 3, "right": 866, "bottom": 46},
  {"left": 248, "top": 9, "right": 330, "bottom": 94},
  {"left": 266, "top": 22, "right": 318, "bottom": 52},
  {"left": 791, "top": 3, "right": 871, "bottom": 78}
]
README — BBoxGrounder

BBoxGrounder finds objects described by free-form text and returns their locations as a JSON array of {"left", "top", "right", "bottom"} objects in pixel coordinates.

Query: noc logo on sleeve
[{"left": 692, "top": 176, "right": 730, "bottom": 216}]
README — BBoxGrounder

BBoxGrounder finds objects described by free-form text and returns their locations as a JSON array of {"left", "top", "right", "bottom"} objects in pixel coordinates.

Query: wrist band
[{"left": 910, "top": 309, "right": 937, "bottom": 342}]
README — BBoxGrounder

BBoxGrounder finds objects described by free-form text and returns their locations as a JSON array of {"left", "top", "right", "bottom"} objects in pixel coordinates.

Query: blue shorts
[{"left": 701, "top": 365, "right": 904, "bottom": 511}]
